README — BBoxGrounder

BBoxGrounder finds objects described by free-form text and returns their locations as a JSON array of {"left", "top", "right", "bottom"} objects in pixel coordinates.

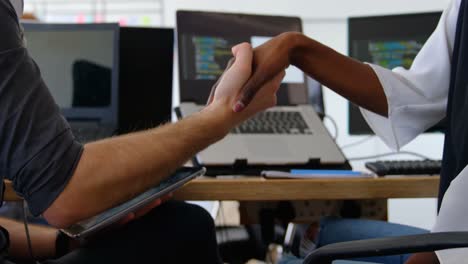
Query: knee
[
  {"left": 175, "top": 202, "right": 216, "bottom": 235},
  {"left": 144, "top": 201, "right": 216, "bottom": 235}
]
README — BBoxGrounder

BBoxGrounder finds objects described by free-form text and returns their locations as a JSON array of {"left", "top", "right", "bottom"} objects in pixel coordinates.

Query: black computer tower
[{"left": 118, "top": 27, "right": 174, "bottom": 134}]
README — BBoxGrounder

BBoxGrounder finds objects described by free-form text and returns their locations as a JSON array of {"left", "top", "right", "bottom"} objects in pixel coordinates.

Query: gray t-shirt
[{"left": 0, "top": 0, "right": 83, "bottom": 216}]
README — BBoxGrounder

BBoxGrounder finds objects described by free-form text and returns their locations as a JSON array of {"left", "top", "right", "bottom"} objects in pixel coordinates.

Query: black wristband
[{"left": 55, "top": 231, "right": 69, "bottom": 259}]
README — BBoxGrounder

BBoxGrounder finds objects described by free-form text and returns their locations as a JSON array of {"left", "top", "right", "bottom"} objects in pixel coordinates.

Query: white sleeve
[
  {"left": 432, "top": 165, "right": 468, "bottom": 263},
  {"left": 360, "top": 0, "right": 460, "bottom": 150},
  {"left": 9, "top": 0, "right": 23, "bottom": 18}
]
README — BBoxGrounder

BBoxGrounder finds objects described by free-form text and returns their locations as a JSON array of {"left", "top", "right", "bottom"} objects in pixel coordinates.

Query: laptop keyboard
[{"left": 232, "top": 111, "right": 312, "bottom": 135}]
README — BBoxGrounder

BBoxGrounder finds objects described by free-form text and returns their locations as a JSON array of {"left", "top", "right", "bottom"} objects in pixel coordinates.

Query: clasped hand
[
  {"left": 207, "top": 34, "right": 292, "bottom": 113},
  {"left": 117, "top": 39, "right": 287, "bottom": 229}
]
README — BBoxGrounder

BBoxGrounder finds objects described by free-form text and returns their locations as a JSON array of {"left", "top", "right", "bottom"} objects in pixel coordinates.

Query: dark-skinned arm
[
  {"left": 234, "top": 32, "right": 388, "bottom": 117},
  {"left": 286, "top": 33, "right": 440, "bottom": 263},
  {"left": 231, "top": 32, "right": 442, "bottom": 263}
]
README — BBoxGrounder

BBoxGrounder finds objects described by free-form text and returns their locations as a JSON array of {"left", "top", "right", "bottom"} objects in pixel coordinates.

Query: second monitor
[
  {"left": 348, "top": 11, "right": 443, "bottom": 135},
  {"left": 118, "top": 27, "right": 174, "bottom": 134}
]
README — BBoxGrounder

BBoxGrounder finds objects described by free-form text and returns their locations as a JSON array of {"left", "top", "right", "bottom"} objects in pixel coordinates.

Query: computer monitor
[
  {"left": 22, "top": 23, "right": 120, "bottom": 126},
  {"left": 118, "top": 27, "right": 174, "bottom": 134},
  {"left": 176, "top": 10, "right": 324, "bottom": 113},
  {"left": 348, "top": 12, "right": 443, "bottom": 135}
]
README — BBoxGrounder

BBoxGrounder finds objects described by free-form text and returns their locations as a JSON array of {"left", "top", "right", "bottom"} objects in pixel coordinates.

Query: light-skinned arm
[
  {"left": 43, "top": 43, "right": 284, "bottom": 228},
  {"left": 0, "top": 217, "right": 57, "bottom": 260},
  {"left": 232, "top": 32, "right": 388, "bottom": 117}
]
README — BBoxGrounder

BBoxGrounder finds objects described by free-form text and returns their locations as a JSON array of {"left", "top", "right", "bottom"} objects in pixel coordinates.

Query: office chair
[{"left": 302, "top": 231, "right": 468, "bottom": 264}]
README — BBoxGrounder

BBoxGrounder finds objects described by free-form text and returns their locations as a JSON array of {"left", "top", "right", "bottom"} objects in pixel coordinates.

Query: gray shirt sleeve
[{"left": 0, "top": 0, "right": 83, "bottom": 216}]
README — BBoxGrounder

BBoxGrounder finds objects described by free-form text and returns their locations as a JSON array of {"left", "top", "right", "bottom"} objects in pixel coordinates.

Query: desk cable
[
  {"left": 347, "top": 151, "right": 433, "bottom": 161},
  {"left": 339, "top": 136, "right": 375, "bottom": 150},
  {"left": 323, "top": 114, "right": 338, "bottom": 140},
  {"left": 23, "top": 200, "right": 41, "bottom": 264}
]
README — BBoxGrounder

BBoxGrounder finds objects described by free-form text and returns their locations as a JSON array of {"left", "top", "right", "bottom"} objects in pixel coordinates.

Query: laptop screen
[
  {"left": 177, "top": 11, "right": 311, "bottom": 106},
  {"left": 22, "top": 23, "right": 120, "bottom": 125}
]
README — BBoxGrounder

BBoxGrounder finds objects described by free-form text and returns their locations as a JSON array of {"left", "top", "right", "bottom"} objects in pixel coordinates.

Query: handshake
[{"left": 203, "top": 32, "right": 300, "bottom": 127}]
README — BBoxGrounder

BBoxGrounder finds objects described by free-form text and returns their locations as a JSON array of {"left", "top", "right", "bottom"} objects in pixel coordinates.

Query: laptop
[
  {"left": 176, "top": 11, "right": 348, "bottom": 173},
  {"left": 23, "top": 23, "right": 120, "bottom": 143}
]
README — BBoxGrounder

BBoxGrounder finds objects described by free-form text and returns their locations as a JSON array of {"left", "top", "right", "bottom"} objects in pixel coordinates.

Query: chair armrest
[
  {"left": 303, "top": 232, "right": 468, "bottom": 264},
  {"left": 3, "top": 180, "right": 22, "bottom": 201}
]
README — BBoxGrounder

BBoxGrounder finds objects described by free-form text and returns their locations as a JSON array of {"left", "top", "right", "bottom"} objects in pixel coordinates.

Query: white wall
[
  {"left": 24, "top": 0, "right": 164, "bottom": 25},
  {"left": 164, "top": 0, "right": 450, "bottom": 230},
  {"left": 163, "top": 0, "right": 448, "bottom": 25}
]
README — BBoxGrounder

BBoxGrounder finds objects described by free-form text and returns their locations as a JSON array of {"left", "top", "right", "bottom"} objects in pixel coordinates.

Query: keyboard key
[
  {"left": 365, "top": 159, "right": 442, "bottom": 176},
  {"left": 232, "top": 111, "right": 313, "bottom": 135}
]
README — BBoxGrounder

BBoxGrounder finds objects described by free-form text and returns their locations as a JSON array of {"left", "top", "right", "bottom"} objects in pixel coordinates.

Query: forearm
[
  {"left": 288, "top": 33, "right": 388, "bottom": 116},
  {"left": 0, "top": 217, "right": 57, "bottom": 260},
  {"left": 44, "top": 109, "right": 230, "bottom": 228},
  {"left": 405, "top": 252, "right": 440, "bottom": 264}
]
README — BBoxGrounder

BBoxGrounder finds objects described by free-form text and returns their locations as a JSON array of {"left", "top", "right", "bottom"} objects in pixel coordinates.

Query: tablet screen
[{"left": 62, "top": 167, "right": 205, "bottom": 238}]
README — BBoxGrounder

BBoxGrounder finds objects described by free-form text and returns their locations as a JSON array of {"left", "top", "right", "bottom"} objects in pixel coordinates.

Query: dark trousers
[{"left": 42, "top": 201, "right": 221, "bottom": 264}]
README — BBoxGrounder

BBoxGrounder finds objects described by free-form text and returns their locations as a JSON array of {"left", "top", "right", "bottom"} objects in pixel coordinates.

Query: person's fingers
[
  {"left": 161, "top": 192, "right": 173, "bottom": 203},
  {"left": 206, "top": 77, "right": 221, "bottom": 106},
  {"left": 133, "top": 198, "right": 162, "bottom": 219},
  {"left": 233, "top": 75, "right": 264, "bottom": 112},
  {"left": 231, "top": 43, "right": 241, "bottom": 54},
  {"left": 207, "top": 43, "right": 250, "bottom": 105},
  {"left": 206, "top": 57, "right": 235, "bottom": 105},
  {"left": 109, "top": 196, "right": 165, "bottom": 229},
  {"left": 234, "top": 68, "right": 284, "bottom": 112},
  {"left": 116, "top": 212, "right": 135, "bottom": 227},
  {"left": 274, "top": 71, "right": 286, "bottom": 93},
  {"left": 210, "top": 43, "right": 253, "bottom": 107},
  {"left": 233, "top": 51, "right": 281, "bottom": 113},
  {"left": 225, "top": 43, "right": 253, "bottom": 80},
  {"left": 231, "top": 43, "right": 252, "bottom": 66},
  {"left": 257, "top": 71, "right": 285, "bottom": 97}
]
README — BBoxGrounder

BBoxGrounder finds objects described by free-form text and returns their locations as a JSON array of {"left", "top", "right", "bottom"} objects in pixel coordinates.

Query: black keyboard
[
  {"left": 365, "top": 159, "right": 442, "bottom": 176},
  {"left": 231, "top": 111, "right": 313, "bottom": 135}
]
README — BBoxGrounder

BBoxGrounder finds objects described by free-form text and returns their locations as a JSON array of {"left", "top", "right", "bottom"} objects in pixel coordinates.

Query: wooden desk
[
  {"left": 4, "top": 177, "right": 439, "bottom": 223},
  {"left": 4, "top": 176, "right": 440, "bottom": 201},
  {"left": 173, "top": 176, "right": 440, "bottom": 201}
]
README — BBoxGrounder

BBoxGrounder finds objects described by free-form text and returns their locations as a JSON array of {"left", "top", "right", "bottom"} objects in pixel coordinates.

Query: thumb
[
  {"left": 212, "top": 43, "right": 253, "bottom": 102},
  {"left": 226, "top": 42, "right": 253, "bottom": 78}
]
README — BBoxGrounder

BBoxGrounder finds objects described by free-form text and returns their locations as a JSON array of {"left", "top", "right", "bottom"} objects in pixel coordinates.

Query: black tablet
[{"left": 61, "top": 166, "right": 206, "bottom": 238}]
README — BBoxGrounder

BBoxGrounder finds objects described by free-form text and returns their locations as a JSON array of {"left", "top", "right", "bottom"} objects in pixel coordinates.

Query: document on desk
[{"left": 262, "top": 170, "right": 375, "bottom": 179}]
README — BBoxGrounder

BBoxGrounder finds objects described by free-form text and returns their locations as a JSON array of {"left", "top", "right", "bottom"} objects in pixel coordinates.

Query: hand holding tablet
[{"left": 61, "top": 167, "right": 206, "bottom": 239}]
